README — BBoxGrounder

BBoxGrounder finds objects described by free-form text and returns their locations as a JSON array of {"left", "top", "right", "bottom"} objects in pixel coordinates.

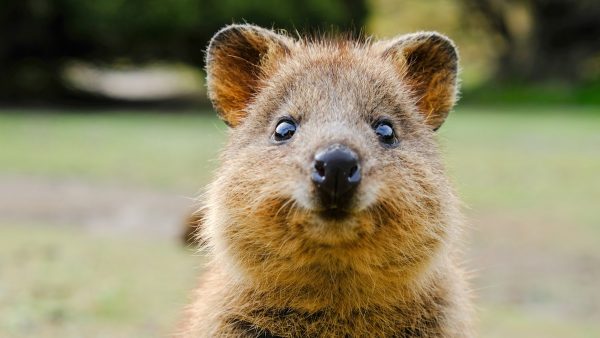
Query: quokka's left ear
[
  {"left": 380, "top": 32, "right": 459, "bottom": 131},
  {"left": 205, "top": 24, "right": 292, "bottom": 127}
]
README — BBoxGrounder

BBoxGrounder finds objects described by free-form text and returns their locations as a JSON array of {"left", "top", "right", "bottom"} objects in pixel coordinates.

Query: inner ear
[
  {"left": 205, "top": 24, "right": 291, "bottom": 127},
  {"left": 381, "top": 32, "right": 459, "bottom": 131}
]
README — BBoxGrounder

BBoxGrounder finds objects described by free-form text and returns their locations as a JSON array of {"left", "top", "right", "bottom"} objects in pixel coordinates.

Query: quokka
[{"left": 178, "top": 24, "right": 473, "bottom": 337}]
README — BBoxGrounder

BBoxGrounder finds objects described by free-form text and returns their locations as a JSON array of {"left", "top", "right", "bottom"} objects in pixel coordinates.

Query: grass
[
  {"left": 461, "top": 82, "right": 600, "bottom": 106},
  {"left": 441, "top": 106, "right": 600, "bottom": 245},
  {"left": 1, "top": 106, "right": 599, "bottom": 337},
  {"left": 0, "top": 110, "right": 227, "bottom": 191},
  {"left": 0, "top": 224, "right": 199, "bottom": 338}
]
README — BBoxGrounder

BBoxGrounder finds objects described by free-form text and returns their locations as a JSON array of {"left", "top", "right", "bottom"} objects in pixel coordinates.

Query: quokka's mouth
[{"left": 317, "top": 207, "right": 353, "bottom": 220}]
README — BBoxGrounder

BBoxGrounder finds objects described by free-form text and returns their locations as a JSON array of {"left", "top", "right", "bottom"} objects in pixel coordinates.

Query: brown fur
[
  {"left": 178, "top": 24, "right": 472, "bottom": 337},
  {"left": 181, "top": 208, "right": 205, "bottom": 246}
]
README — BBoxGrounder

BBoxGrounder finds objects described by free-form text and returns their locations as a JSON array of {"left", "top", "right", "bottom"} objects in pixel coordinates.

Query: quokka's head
[{"left": 203, "top": 24, "right": 460, "bottom": 281}]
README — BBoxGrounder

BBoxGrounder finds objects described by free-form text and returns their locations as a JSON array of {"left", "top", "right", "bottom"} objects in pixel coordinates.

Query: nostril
[
  {"left": 348, "top": 165, "right": 358, "bottom": 178},
  {"left": 311, "top": 160, "right": 327, "bottom": 184},
  {"left": 314, "top": 160, "right": 326, "bottom": 178},
  {"left": 347, "top": 164, "right": 361, "bottom": 183}
]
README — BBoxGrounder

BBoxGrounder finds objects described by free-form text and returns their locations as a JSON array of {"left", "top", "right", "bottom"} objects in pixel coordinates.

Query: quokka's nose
[{"left": 311, "top": 144, "right": 361, "bottom": 208}]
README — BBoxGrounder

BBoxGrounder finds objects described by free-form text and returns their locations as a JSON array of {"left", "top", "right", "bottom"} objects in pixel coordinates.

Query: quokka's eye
[
  {"left": 273, "top": 119, "right": 297, "bottom": 142},
  {"left": 373, "top": 119, "right": 399, "bottom": 147}
]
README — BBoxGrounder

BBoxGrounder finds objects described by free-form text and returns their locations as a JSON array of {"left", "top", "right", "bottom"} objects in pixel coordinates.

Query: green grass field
[{"left": 1, "top": 106, "right": 599, "bottom": 337}]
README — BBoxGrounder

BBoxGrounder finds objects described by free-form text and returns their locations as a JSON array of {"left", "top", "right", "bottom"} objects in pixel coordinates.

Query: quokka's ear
[
  {"left": 381, "top": 32, "right": 459, "bottom": 131},
  {"left": 206, "top": 24, "right": 291, "bottom": 127}
]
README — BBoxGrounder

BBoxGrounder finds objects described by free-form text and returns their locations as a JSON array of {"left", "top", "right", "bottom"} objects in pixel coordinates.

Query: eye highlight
[
  {"left": 372, "top": 119, "right": 399, "bottom": 147},
  {"left": 273, "top": 119, "right": 297, "bottom": 142}
]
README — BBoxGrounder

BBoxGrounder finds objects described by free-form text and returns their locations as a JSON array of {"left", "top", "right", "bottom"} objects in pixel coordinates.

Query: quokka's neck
[{"left": 232, "top": 254, "right": 449, "bottom": 314}]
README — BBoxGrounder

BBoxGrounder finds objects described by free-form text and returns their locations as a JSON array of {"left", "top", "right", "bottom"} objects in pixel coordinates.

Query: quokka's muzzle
[{"left": 311, "top": 144, "right": 361, "bottom": 211}]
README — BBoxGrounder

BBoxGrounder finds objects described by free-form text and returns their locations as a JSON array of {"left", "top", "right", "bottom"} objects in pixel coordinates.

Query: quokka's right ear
[
  {"left": 206, "top": 24, "right": 292, "bottom": 127},
  {"left": 379, "top": 32, "right": 459, "bottom": 131}
]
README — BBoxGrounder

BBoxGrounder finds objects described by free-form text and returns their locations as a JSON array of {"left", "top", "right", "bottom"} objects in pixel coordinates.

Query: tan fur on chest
[{"left": 177, "top": 24, "right": 473, "bottom": 337}]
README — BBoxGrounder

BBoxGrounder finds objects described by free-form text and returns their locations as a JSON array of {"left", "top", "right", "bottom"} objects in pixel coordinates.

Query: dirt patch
[
  {"left": 0, "top": 175, "right": 198, "bottom": 239},
  {"left": 467, "top": 211, "right": 600, "bottom": 321}
]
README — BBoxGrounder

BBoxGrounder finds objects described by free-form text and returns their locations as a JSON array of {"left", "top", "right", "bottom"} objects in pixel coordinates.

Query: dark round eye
[
  {"left": 373, "top": 120, "right": 398, "bottom": 147},
  {"left": 273, "top": 119, "right": 297, "bottom": 142}
]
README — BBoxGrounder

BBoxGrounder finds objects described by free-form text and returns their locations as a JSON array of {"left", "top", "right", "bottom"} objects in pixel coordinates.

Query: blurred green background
[{"left": 1, "top": 1, "right": 599, "bottom": 337}]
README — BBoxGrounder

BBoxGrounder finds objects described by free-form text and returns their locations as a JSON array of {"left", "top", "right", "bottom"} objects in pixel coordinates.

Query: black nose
[{"left": 311, "top": 144, "right": 361, "bottom": 209}]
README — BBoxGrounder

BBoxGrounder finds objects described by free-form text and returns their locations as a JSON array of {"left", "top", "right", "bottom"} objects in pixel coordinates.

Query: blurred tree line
[
  {"left": 462, "top": 0, "right": 600, "bottom": 84},
  {"left": 1, "top": 0, "right": 599, "bottom": 104},
  {"left": 0, "top": 0, "right": 367, "bottom": 102},
  {"left": 370, "top": 0, "right": 600, "bottom": 104}
]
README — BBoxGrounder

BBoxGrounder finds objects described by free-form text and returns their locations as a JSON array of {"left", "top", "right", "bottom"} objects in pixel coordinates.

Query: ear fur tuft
[
  {"left": 205, "top": 24, "right": 291, "bottom": 127},
  {"left": 381, "top": 32, "right": 459, "bottom": 130}
]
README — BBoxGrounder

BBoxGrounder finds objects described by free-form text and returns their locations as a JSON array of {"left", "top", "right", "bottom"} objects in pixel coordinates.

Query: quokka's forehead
[
  {"left": 285, "top": 42, "right": 391, "bottom": 72},
  {"left": 264, "top": 49, "right": 414, "bottom": 119}
]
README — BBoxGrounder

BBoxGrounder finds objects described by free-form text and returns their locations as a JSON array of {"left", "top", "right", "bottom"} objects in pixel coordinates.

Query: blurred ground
[{"left": 1, "top": 107, "right": 599, "bottom": 337}]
